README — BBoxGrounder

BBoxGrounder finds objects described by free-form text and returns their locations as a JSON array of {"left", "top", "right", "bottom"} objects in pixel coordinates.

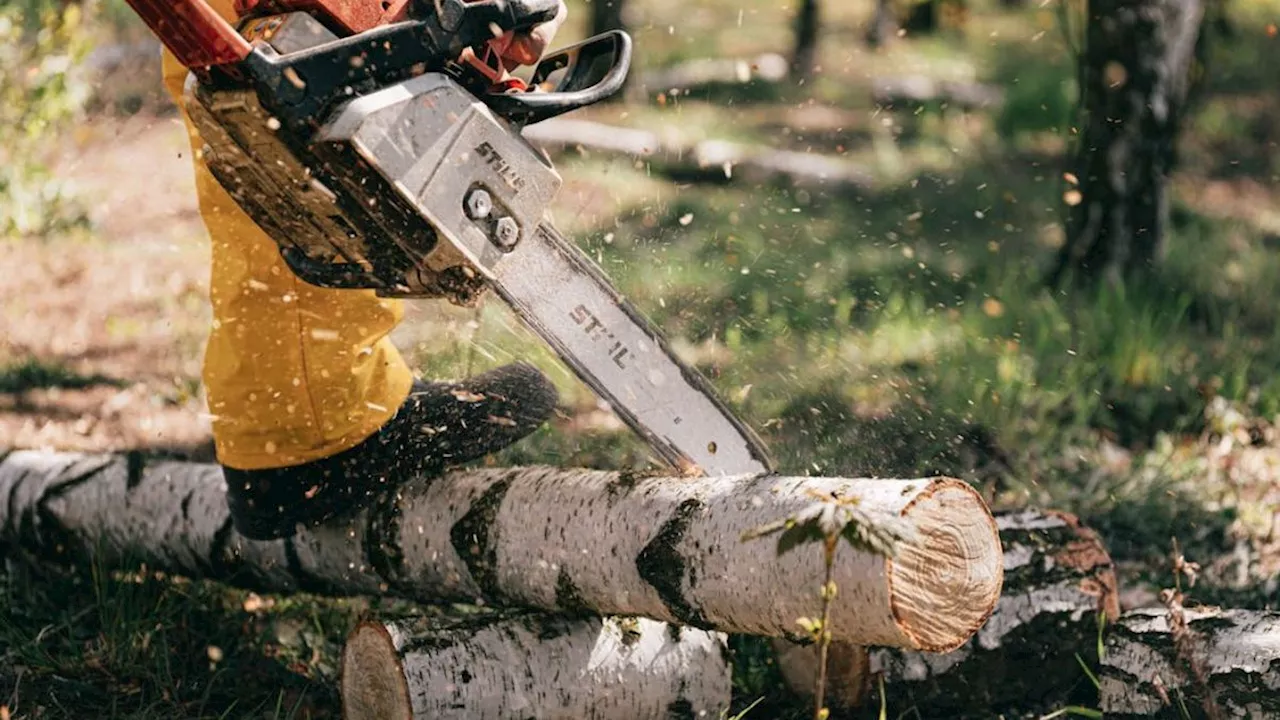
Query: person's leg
[{"left": 160, "top": 7, "right": 557, "bottom": 539}]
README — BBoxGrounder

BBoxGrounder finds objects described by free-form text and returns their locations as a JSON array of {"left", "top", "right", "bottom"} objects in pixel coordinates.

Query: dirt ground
[{"left": 1, "top": 113, "right": 216, "bottom": 457}]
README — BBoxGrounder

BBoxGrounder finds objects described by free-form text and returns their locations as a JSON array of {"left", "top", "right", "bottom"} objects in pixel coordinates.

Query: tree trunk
[
  {"left": 590, "top": 0, "right": 627, "bottom": 35},
  {"left": 773, "top": 509, "right": 1122, "bottom": 717},
  {"left": 792, "top": 0, "right": 821, "bottom": 80},
  {"left": 1052, "top": 0, "right": 1206, "bottom": 286},
  {"left": 1098, "top": 607, "right": 1280, "bottom": 719},
  {"left": 865, "top": 0, "right": 900, "bottom": 48},
  {"left": 341, "top": 613, "right": 732, "bottom": 719},
  {"left": 0, "top": 450, "right": 1003, "bottom": 651}
]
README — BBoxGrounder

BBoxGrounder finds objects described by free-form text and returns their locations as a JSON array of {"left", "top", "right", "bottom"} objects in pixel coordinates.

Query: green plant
[
  {"left": 0, "top": 0, "right": 95, "bottom": 237},
  {"left": 743, "top": 489, "right": 916, "bottom": 720}
]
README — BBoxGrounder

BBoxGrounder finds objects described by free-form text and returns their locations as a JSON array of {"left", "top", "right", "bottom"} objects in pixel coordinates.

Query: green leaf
[{"left": 776, "top": 520, "right": 826, "bottom": 557}]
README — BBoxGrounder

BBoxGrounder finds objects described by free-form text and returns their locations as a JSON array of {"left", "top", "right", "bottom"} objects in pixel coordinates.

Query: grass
[{"left": 5, "top": 0, "right": 1280, "bottom": 716}]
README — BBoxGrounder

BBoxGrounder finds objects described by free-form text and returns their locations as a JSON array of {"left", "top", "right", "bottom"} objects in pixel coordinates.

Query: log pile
[
  {"left": 4, "top": 448, "right": 1273, "bottom": 718},
  {"left": 0, "top": 449, "right": 1003, "bottom": 717}
]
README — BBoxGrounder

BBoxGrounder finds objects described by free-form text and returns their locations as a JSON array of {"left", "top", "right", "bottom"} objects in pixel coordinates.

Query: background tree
[
  {"left": 1051, "top": 0, "right": 1208, "bottom": 286},
  {"left": 792, "top": 0, "right": 821, "bottom": 80},
  {"left": 590, "top": 0, "right": 628, "bottom": 36}
]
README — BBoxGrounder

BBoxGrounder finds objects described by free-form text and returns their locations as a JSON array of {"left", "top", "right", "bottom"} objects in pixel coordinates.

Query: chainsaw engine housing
[{"left": 184, "top": 10, "right": 564, "bottom": 303}]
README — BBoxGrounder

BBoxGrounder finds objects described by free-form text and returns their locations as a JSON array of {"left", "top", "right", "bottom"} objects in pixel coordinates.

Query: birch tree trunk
[
  {"left": 774, "top": 509, "right": 1121, "bottom": 718},
  {"left": 1099, "top": 607, "right": 1280, "bottom": 719},
  {"left": 341, "top": 613, "right": 732, "bottom": 720},
  {"left": 0, "top": 450, "right": 1003, "bottom": 651},
  {"left": 1052, "top": 0, "right": 1206, "bottom": 285}
]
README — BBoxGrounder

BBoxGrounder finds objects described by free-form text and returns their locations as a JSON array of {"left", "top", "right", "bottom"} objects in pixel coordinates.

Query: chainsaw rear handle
[
  {"left": 486, "top": 29, "right": 632, "bottom": 126},
  {"left": 123, "top": 0, "right": 251, "bottom": 76}
]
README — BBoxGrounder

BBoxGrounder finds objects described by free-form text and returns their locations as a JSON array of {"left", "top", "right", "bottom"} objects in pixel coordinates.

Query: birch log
[
  {"left": 522, "top": 119, "right": 875, "bottom": 190},
  {"left": 1099, "top": 607, "right": 1280, "bottom": 719},
  {"left": 341, "top": 613, "right": 732, "bottom": 719},
  {"left": 0, "top": 449, "right": 1003, "bottom": 651},
  {"left": 775, "top": 509, "right": 1120, "bottom": 718}
]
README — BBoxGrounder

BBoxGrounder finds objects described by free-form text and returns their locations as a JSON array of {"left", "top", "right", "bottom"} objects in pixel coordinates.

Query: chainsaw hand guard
[{"left": 487, "top": 30, "right": 631, "bottom": 126}]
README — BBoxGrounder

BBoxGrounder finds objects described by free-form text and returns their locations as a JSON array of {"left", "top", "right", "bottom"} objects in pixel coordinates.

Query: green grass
[{"left": 0, "top": 357, "right": 124, "bottom": 395}]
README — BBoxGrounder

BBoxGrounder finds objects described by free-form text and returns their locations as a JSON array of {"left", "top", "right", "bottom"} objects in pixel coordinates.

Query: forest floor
[{"left": 2, "top": 0, "right": 1280, "bottom": 717}]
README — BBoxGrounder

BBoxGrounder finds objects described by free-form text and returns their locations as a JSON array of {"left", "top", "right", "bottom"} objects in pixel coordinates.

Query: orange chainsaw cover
[{"left": 161, "top": 0, "right": 413, "bottom": 470}]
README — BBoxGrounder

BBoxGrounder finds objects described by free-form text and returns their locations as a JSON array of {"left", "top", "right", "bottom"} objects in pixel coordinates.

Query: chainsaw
[{"left": 124, "top": 0, "right": 774, "bottom": 478}]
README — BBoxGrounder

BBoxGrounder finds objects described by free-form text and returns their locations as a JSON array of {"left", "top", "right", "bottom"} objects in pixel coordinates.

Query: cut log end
[
  {"left": 890, "top": 478, "right": 1004, "bottom": 652},
  {"left": 341, "top": 622, "right": 413, "bottom": 720}
]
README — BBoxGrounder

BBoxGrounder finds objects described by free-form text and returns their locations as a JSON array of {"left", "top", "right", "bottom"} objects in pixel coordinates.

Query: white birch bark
[
  {"left": 1099, "top": 606, "right": 1280, "bottom": 719},
  {"left": 0, "top": 449, "right": 1003, "bottom": 650},
  {"left": 341, "top": 614, "right": 732, "bottom": 720}
]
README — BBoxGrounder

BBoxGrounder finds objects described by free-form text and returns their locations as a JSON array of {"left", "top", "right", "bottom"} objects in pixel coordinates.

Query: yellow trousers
[{"left": 162, "top": 0, "right": 414, "bottom": 470}]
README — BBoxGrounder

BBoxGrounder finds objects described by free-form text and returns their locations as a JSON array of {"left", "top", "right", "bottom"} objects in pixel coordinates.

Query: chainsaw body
[{"left": 172, "top": 2, "right": 629, "bottom": 303}]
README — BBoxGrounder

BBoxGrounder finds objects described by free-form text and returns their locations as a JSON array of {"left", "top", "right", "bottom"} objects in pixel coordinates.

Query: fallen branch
[
  {"left": 0, "top": 450, "right": 1002, "bottom": 651},
  {"left": 871, "top": 75, "right": 1005, "bottom": 111},
  {"left": 341, "top": 613, "right": 732, "bottom": 719},
  {"left": 1099, "top": 606, "right": 1280, "bottom": 719},
  {"left": 632, "top": 53, "right": 791, "bottom": 96},
  {"left": 775, "top": 509, "right": 1121, "bottom": 717},
  {"left": 523, "top": 118, "right": 874, "bottom": 190}
]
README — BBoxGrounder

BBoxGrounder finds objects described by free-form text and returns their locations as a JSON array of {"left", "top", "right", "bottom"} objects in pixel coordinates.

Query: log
[
  {"left": 634, "top": 53, "right": 790, "bottom": 97},
  {"left": 341, "top": 613, "right": 732, "bottom": 719},
  {"left": 871, "top": 75, "right": 1005, "bottom": 111},
  {"left": 774, "top": 509, "right": 1121, "bottom": 718},
  {"left": 0, "top": 449, "right": 1002, "bottom": 651},
  {"left": 522, "top": 118, "right": 874, "bottom": 190},
  {"left": 1099, "top": 606, "right": 1280, "bottom": 719}
]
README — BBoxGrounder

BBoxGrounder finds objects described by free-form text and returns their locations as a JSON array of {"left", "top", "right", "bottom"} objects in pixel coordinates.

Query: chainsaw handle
[
  {"left": 483, "top": 29, "right": 632, "bottom": 126},
  {"left": 123, "top": 0, "right": 251, "bottom": 74}
]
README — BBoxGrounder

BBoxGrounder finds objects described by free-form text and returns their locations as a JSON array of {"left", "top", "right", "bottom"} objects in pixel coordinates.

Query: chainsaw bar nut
[
  {"left": 465, "top": 188, "right": 493, "bottom": 220},
  {"left": 494, "top": 217, "right": 520, "bottom": 249}
]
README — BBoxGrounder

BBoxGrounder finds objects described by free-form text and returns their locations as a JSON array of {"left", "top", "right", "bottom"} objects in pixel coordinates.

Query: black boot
[{"left": 221, "top": 362, "right": 559, "bottom": 540}]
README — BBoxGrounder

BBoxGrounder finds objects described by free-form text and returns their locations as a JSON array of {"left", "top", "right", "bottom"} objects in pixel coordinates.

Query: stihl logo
[
  {"left": 475, "top": 142, "right": 526, "bottom": 192},
  {"left": 570, "top": 304, "right": 631, "bottom": 369}
]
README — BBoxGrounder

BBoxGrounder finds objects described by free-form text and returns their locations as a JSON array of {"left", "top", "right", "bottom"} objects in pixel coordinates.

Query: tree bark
[
  {"left": 865, "top": 0, "right": 900, "bottom": 48},
  {"left": 792, "top": 0, "right": 821, "bottom": 80},
  {"left": 0, "top": 449, "right": 1003, "bottom": 651},
  {"left": 590, "top": 0, "right": 628, "bottom": 35},
  {"left": 1053, "top": 0, "right": 1206, "bottom": 286},
  {"left": 1098, "top": 606, "right": 1280, "bottom": 719},
  {"left": 341, "top": 613, "right": 732, "bottom": 719},
  {"left": 774, "top": 509, "right": 1121, "bottom": 718}
]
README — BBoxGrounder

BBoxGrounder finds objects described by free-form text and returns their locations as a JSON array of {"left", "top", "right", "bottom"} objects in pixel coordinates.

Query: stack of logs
[{"left": 0, "top": 449, "right": 1276, "bottom": 718}]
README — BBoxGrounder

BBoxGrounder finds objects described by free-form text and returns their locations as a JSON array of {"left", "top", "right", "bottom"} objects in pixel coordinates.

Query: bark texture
[
  {"left": 341, "top": 614, "right": 731, "bottom": 719},
  {"left": 522, "top": 118, "right": 873, "bottom": 190},
  {"left": 1054, "top": 0, "right": 1206, "bottom": 285},
  {"left": 775, "top": 509, "right": 1120, "bottom": 718},
  {"left": 1099, "top": 606, "right": 1280, "bottom": 719},
  {"left": 0, "top": 450, "right": 1002, "bottom": 650}
]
